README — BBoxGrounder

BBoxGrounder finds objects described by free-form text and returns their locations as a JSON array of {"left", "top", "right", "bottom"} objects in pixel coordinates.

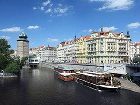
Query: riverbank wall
[{"left": 41, "top": 63, "right": 103, "bottom": 72}]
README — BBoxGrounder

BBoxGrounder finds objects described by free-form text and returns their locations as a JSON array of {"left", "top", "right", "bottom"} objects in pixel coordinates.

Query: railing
[{"left": 0, "top": 72, "right": 17, "bottom": 77}]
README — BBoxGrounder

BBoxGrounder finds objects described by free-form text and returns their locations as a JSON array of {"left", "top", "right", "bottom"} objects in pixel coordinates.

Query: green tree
[
  {"left": 0, "top": 38, "right": 21, "bottom": 74},
  {"left": 5, "top": 62, "right": 20, "bottom": 74},
  {"left": 20, "top": 57, "right": 28, "bottom": 67},
  {"left": 0, "top": 39, "right": 12, "bottom": 70}
]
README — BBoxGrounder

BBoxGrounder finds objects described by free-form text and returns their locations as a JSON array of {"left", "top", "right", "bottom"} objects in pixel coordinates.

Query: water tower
[{"left": 17, "top": 32, "right": 29, "bottom": 59}]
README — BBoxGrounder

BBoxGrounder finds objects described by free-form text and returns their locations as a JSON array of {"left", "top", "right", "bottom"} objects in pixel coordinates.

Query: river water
[{"left": 0, "top": 67, "right": 140, "bottom": 105}]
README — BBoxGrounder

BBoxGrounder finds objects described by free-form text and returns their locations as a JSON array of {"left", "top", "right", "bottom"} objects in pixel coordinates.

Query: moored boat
[
  {"left": 75, "top": 71, "right": 121, "bottom": 91},
  {"left": 58, "top": 73, "right": 76, "bottom": 81},
  {"left": 54, "top": 66, "right": 76, "bottom": 81}
]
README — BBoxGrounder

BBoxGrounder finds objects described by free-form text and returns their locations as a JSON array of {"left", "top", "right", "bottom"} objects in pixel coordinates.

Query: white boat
[{"left": 75, "top": 71, "right": 121, "bottom": 91}]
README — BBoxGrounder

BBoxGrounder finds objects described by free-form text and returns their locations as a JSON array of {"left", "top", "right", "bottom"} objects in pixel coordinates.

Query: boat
[
  {"left": 54, "top": 66, "right": 76, "bottom": 81},
  {"left": 75, "top": 71, "right": 121, "bottom": 91}
]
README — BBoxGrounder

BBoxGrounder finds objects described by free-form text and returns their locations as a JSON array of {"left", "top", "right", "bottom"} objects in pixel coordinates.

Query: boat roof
[
  {"left": 83, "top": 71, "right": 110, "bottom": 75},
  {"left": 60, "top": 73, "right": 75, "bottom": 76},
  {"left": 58, "top": 66, "right": 74, "bottom": 70},
  {"left": 81, "top": 73, "right": 97, "bottom": 77},
  {"left": 76, "top": 71, "right": 111, "bottom": 77}
]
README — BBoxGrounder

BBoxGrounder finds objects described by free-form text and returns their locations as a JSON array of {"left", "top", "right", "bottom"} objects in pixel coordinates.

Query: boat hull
[
  {"left": 58, "top": 74, "right": 74, "bottom": 81},
  {"left": 76, "top": 78, "right": 120, "bottom": 91}
]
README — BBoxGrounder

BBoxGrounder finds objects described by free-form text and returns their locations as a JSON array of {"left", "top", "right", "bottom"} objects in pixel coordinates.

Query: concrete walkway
[{"left": 116, "top": 78, "right": 140, "bottom": 93}]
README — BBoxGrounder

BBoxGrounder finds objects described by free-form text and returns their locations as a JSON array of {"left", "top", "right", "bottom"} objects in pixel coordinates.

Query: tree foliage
[
  {"left": 0, "top": 38, "right": 22, "bottom": 74},
  {"left": 5, "top": 62, "right": 20, "bottom": 74},
  {"left": 20, "top": 57, "right": 28, "bottom": 67},
  {"left": 0, "top": 39, "right": 12, "bottom": 70}
]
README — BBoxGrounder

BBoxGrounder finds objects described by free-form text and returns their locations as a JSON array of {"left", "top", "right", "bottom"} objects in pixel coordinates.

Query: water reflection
[{"left": 0, "top": 67, "right": 140, "bottom": 105}]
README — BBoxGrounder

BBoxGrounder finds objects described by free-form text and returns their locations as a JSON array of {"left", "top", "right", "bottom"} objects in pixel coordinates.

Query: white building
[
  {"left": 57, "top": 38, "right": 79, "bottom": 63},
  {"left": 29, "top": 46, "right": 57, "bottom": 63},
  {"left": 87, "top": 31, "right": 131, "bottom": 64},
  {"left": 135, "top": 42, "right": 140, "bottom": 55},
  {"left": 129, "top": 42, "right": 136, "bottom": 62},
  {"left": 129, "top": 42, "right": 140, "bottom": 62}
]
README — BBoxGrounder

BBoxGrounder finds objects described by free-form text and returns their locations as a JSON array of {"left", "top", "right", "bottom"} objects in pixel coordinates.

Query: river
[{"left": 0, "top": 67, "right": 140, "bottom": 105}]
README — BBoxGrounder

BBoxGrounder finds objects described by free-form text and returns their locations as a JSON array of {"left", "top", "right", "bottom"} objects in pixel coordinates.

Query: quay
[
  {"left": 44, "top": 63, "right": 140, "bottom": 93},
  {"left": 116, "top": 78, "right": 140, "bottom": 93}
]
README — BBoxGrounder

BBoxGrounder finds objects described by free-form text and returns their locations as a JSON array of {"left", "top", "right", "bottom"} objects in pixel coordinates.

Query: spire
[
  {"left": 126, "top": 31, "right": 130, "bottom": 38},
  {"left": 74, "top": 35, "right": 77, "bottom": 42},
  {"left": 101, "top": 27, "right": 103, "bottom": 32},
  {"left": 74, "top": 35, "right": 76, "bottom": 39},
  {"left": 127, "top": 31, "right": 129, "bottom": 35}
]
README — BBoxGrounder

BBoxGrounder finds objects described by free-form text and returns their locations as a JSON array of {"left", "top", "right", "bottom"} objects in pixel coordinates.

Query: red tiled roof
[{"left": 135, "top": 42, "right": 140, "bottom": 46}]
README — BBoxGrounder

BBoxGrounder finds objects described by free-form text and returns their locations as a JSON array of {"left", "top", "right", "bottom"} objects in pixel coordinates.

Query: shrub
[{"left": 5, "top": 62, "right": 20, "bottom": 74}]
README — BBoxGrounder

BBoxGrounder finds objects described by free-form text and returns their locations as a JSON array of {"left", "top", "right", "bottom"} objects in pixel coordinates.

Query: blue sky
[{"left": 0, "top": 0, "right": 140, "bottom": 49}]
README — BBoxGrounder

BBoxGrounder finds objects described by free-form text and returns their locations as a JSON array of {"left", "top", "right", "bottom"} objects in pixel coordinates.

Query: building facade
[
  {"left": 135, "top": 42, "right": 140, "bottom": 55},
  {"left": 29, "top": 46, "right": 57, "bottom": 63},
  {"left": 17, "top": 32, "right": 29, "bottom": 59},
  {"left": 86, "top": 31, "right": 131, "bottom": 64},
  {"left": 57, "top": 30, "right": 131, "bottom": 64},
  {"left": 129, "top": 42, "right": 136, "bottom": 62}
]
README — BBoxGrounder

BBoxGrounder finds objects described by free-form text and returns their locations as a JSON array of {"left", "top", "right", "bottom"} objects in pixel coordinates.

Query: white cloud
[
  {"left": 99, "top": 26, "right": 118, "bottom": 32},
  {"left": 88, "top": 29, "right": 93, "bottom": 33},
  {"left": 47, "top": 38, "right": 59, "bottom": 42},
  {"left": 54, "top": 7, "right": 69, "bottom": 14},
  {"left": 127, "top": 22, "right": 140, "bottom": 29},
  {"left": 82, "top": 29, "right": 93, "bottom": 33},
  {"left": 33, "top": 0, "right": 72, "bottom": 16},
  {"left": 27, "top": 25, "right": 39, "bottom": 29},
  {"left": 0, "top": 27, "right": 22, "bottom": 32},
  {"left": 40, "top": 7, "right": 45, "bottom": 11},
  {"left": 33, "top": 7, "right": 37, "bottom": 10},
  {"left": 42, "top": 0, "right": 51, "bottom": 7},
  {"left": 45, "top": 8, "right": 52, "bottom": 13},
  {"left": 0, "top": 35, "right": 10, "bottom": 40},
  {"left": 90, "top": 0, "right": 134, "bottom": 11},
  {"left": 64, "top": 38, "right": 73, "bottom": 41}
]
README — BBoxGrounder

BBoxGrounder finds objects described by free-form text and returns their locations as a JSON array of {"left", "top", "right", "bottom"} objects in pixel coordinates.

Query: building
[
  {"left": 17, "top": 32, "right": 29, "bottom": 59},
  {"left": 129, "top": 42, "right": 140, "bottom": 62},
  {"left": 135, "top": 42, "right": 140, "bottom": 55},
  {"left": 57, "top": 39, "right": 79, "bottom": 63},
  {"left": 39, "top": 46, "right": 57, "bottom": 62},
  {"left": 57, "top": 30, "right": 131, "bottom": 64},
  {"left": 129, "top": 42, "right": 136, "bottom": 62},
  {"left": 29, "top": 46, "right": 57, "bottom": 63},
  {"left": 86, "top": 31, "right": 131, "bottom": 64}
]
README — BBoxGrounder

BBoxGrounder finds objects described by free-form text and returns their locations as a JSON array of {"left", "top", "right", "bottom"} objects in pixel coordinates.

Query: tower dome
[{"left": 19, "top": 32, "right": 28, "bottom": 39}]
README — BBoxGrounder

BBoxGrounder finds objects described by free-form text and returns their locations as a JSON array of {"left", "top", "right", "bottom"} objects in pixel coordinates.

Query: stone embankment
[
  {"left": 41, "top": 63, "right": 103, "bottom": 72},
  {"left": 116, "top": 78, "right": 140, "bottom": 93}
]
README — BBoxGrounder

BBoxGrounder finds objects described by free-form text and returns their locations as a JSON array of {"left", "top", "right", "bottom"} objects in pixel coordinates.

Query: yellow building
[{"left": 57, "top": 31, "right": 131, "bottom": 64}]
